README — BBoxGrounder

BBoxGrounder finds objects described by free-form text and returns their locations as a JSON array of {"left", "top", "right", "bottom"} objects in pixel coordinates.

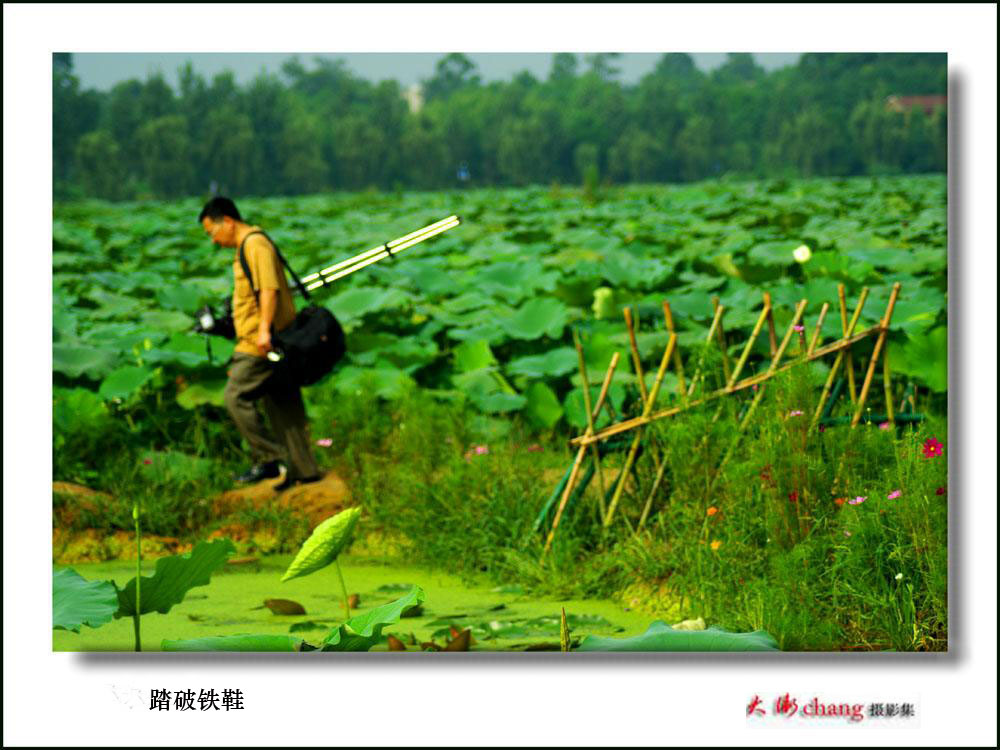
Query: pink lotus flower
[
  {"left": 922, "top": 437, "right": 944, "bottom": 459},
  {"left": 879, "top": 422, "right": 891, "bottom": 430},
  {"left": 848, "top": 496, "right": 867, "bottom": 505},
  {"left": 887, "top": 489, "right": 902, "bottom": 500},
  {"left": 316, "top": 438, "right": 333, "bottom": 448}
]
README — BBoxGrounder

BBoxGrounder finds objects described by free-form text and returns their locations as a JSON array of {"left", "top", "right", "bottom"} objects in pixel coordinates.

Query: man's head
[{"left": 199, "top": 196, "right": 244, "bottom": 247}]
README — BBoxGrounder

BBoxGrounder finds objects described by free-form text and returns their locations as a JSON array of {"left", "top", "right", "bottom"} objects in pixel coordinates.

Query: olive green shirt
[{"left": 231, "top": 227, "right": 297, "bottom": 356}]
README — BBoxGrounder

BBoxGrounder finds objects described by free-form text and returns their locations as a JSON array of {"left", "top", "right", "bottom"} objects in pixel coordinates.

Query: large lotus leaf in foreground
[
  {"left": 53, "top": 568, "right": 119, "bottom": 633},
  {"left": 115, "top": 538, "right": 236, "bottom": 617},
  {"left": 281, "top": 507, "right": 362, "bottom": 583},
  {"left": 576, "top": 621, "right": 780, "bottom": 652},
  {"left": 322, "top": 585, "right": 425, "bottom": 652},
  {"left": 162, "top": 635, "right": 307, "bottom": 652}
]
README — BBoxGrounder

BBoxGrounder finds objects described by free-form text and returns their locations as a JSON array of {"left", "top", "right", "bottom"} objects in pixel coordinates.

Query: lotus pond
[{"left": 52, "top": 553, "right": 676, "bottom": 652}]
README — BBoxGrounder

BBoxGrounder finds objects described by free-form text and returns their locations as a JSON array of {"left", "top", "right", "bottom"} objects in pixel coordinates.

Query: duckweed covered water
[{"left": 52, "top": 553, "right": 658, "bottom": 652}]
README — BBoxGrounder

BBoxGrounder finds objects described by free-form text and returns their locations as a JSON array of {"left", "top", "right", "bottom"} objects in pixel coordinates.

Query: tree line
[{"left": 54, "top": 52, "right": 946, "bottom": 201}]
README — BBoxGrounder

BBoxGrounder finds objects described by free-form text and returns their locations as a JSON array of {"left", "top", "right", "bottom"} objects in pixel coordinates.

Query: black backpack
[{"left": 239, "top": 231, "right": 346, "bottom": 387}]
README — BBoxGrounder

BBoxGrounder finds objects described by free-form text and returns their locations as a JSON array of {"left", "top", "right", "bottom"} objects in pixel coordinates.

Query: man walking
[{"left": 198, "top": 196, "right": 321, "bottom": 490}]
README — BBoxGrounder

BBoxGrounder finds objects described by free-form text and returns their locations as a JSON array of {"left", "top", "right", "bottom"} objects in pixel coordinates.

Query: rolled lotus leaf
[{"left": 281, "top": 507, "right": 361, "bottom": 582}]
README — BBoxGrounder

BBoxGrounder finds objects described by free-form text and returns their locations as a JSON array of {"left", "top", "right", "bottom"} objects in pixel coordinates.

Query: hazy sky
[{"left": 70, "top": 52, "right": 803, "bottom": 92}]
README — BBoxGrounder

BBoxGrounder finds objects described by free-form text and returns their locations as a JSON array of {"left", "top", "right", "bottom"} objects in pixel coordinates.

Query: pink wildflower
[
  {"left": 474, "top": 445, "right": 489, "bottom": 455},
  {"left": 788, "top": 410, "right": 804, "bottom": 417},
  {"left": 142, "top": 458, "right": 153, "bottom": 465},
  {"left": 316, "top": 438, "right": 333, "bottom": 448},
  {"left": 793, "top": 325, "right": 805, "bottom": 332},
  {"left": 847, "top": 496, "right": 867, "bottom": 505},
  {"left": 922, "top": 437, "right": 943, "bottom": 459},
  {"left": 879, "top": 422, "right": 891, "bottom": 430},
  {"left": 887, "top": 489, "right": 902, "bottom": 500}
]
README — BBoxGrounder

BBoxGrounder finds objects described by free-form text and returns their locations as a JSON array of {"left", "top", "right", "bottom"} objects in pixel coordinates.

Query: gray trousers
[{"left": 224, "top": 353, "right": 320, "bottom": 479}]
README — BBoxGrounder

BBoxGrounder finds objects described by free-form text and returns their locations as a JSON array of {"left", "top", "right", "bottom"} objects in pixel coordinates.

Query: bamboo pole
[
  {"left": 686, "top": 304, "right": 726, "bottom": 397},
  {"left": 603, "top": 335, "right": 676, "bottom": 528},
  {"left": 712, "top": 300, "right": 809, "bottom": 481},
  {"left": 763, "top": 292, "right": 778, "bottom": 358},
  {"left": 543, "top": 353, "right": 620, "bottom": 556},
  {"left": 811, "top": 287, "right": 870, "bottom": 430},
  {"left": 571, "top": 321, "right": 885, "bottom": 448},
  {"left": 838, "top": 284, "right": 858, "bottom": 405},
  {"left": 623, "top": 307, "right": 648, "bottom": 404},
  {"left": 711, "top": 296, "right": 732, "bottom": 382},
  {"left": 662, "top": 301, "right": 688, "bottom": 403},
  {"left": 624, "top": 307, "right": 664, "bottom": 477},
  {"left": 807, "top": 302, "right": 830, "bottom": 357},
  {"left": 726, "top": 302, "right": 772, "bottom": 390},
  {"left": 851, "top": 283, "right": 901, "bottom": 427},
  {"left": 573, "top": 329, "right": 607, "bottom": 519}
]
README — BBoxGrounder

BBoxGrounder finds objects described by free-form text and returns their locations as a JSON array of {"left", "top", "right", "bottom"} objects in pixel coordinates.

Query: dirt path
[{"left": 52, "top": 472, "right": 353, "bottom": 565}]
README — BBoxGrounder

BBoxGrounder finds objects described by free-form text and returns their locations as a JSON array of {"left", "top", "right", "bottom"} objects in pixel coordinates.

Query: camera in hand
[{"left": 193, "top": 298, "right": 236, "bottom": 339}]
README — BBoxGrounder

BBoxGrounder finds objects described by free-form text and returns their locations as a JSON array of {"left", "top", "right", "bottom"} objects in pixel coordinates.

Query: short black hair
[{"left": 198, "top": 196, "right": 242, "bottom": 223}]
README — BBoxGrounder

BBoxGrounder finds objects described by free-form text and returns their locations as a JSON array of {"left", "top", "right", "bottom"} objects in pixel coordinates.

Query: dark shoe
[
  {"left": 232, "top": 460, "right": 282, "bottom": 483},
  {"left": 274, "top": 474, "right": 322, "bottom": 492}
]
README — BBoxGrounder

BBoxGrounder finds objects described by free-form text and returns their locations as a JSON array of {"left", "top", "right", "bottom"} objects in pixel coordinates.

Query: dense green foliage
[
  {"left": 54, "top": 52, "right": 946, "bottom": 200},
  {"left": 52, "top": 176, "right": 947, "bottom": 475},
  {"left": 51, "top": 174, "right": 947, "bottom": 651}
]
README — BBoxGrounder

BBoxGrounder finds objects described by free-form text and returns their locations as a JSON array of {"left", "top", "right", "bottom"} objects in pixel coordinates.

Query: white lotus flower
[{"left": 793, "top": 244, "right": 812, "bottom": 263}]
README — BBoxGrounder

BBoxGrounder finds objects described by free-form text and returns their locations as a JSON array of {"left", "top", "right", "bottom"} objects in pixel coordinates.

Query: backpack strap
[{"left": 238, "top": 230, "right": 312, "bottom": 304}]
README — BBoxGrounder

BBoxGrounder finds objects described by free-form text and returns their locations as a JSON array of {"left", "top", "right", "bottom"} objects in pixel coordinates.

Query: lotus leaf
[
  {"left": 523, "top": 382, "right": 563, "bottom": 429},
  {"left": 99, "top": 366, "right": 153, "bottom": 401},
  {"left": 115, "top": 539, "right": 236, "bottom": 617},
  {"left": 53, "top": 344, "right": 120, "bottom": 379},
  {"left": 162, "top": 635, "right": 306, "bottom": 652},
  {"left": 53, "top": 568, "right": 119, "bottom": 633},
  {"left": 501, "top": 297, "right": 569, "bottom": 340},
  {"left": 281, "top": 507, "right": 362, "bottom": 582},
  {"left": 577, "top": 621, "right": 780, "bottom": 651},
  {"left": 506, "top": 348, "right": 578, "bottom": 379},
  {"left": 322, "top": 586, "right": 425, "bottom": 651}
]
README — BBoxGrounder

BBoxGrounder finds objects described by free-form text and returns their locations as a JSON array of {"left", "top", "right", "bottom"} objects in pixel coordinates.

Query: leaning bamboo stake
[
  {"left": 838, "top": 284, "right": 858, "bottom": 405},
  {"left": 711, "top": 296, "right": 732, "bottom": 382},
  {"left": 726, "top": 303, "right": 772, "bottom": 390},
  {"left": 712, "top": 300, "right": 809, "bottom": 482},
  {"left": 811, "top": 287, "right": 869, "bottom": 430},
  {"left": 763, "top": 292, "right": 778, "bottom": 358},
  {"left": 807, "top": 302, "right": 830, "bottom": 357},
  {"left": 543, "top": 353, "right": 620, "bottom": 556},
  {"left": 851, "top": 283, "right": 901, "bottom": 427},
  {"left": 686, "top": 304, "right": 726, "bottom": 397},
  {"left": 604, "top": 335, "right": 675, "bottom": 528},
  {"left": 624, "top": 307, "right": 664, "bottom": 476},
  {"left": 573, "top": 329, "right": 607, "bottom": 520},
  {"left": 662, "top": 301, "right": 688, "bottom": 403},
  {"left": 623, "top": 307, "right": 648, "bottom": 404}
]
